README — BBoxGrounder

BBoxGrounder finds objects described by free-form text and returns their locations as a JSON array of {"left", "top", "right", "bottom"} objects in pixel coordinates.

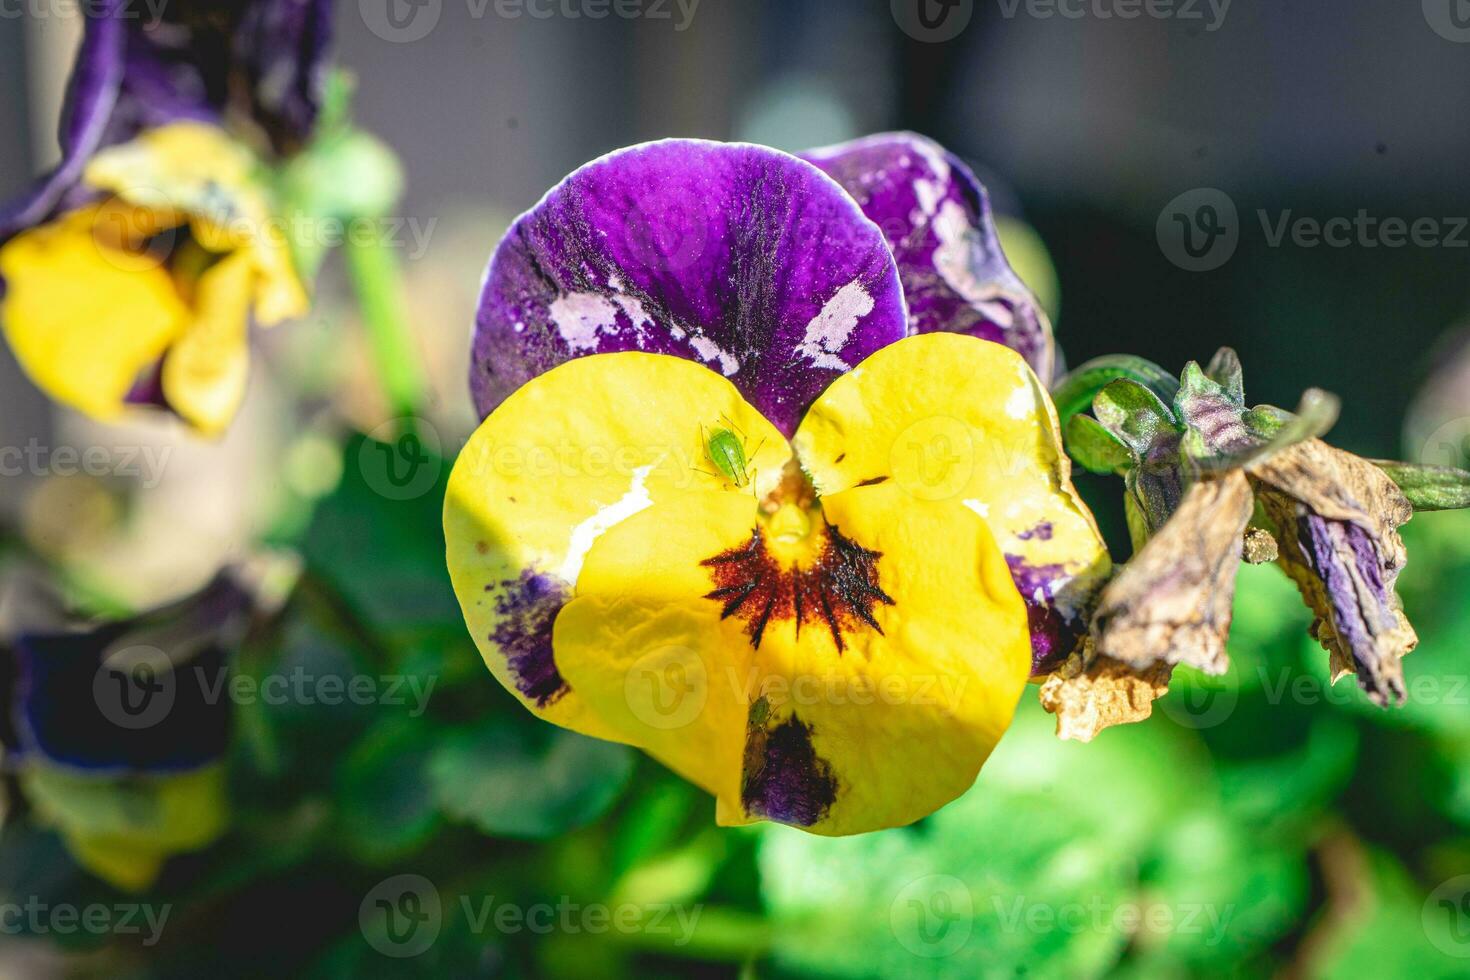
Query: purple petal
[
  {"left": 471, "top": 140, "right": 907, "bottom": 436},
  {"left": 801, "top": 132, "right": 1054, "bottom": 381},
  {"left": 1, "top": 0, "right": 330, "bottom": 244},
  {"left": 5, "top": 574, "right": 253, "bottom": 775},
  {"left": 0, "top": 8, "right": 124, "bottom": 241}
]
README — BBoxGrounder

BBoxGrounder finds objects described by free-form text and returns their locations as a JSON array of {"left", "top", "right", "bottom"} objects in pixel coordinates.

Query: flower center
[{"left": 701, "top": 460, "right": 893, "bottom": 652}]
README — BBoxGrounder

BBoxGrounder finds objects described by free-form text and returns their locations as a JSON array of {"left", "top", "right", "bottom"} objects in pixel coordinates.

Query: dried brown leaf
[
  {"left": 1249, "top": 440, "right": 1418, "bottom": 705},
  {"left": 1039, "top": 641, "right": 1173, "bottom": 742},
  {"left": 1093, "top": 470, "right": 1254, "bottom": 675}
]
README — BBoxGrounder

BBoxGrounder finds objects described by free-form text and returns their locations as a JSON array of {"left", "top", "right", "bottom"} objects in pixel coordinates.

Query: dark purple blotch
[
  {"left": 491, "top": 569, "right": 570, "bottom": 708},
  {"left": 740, "top": 699, "right": 838, "bottom": 827}
]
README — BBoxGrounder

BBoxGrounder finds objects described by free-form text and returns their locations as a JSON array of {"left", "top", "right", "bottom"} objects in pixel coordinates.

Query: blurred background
[{"left": 3, "top": 1, "right": 1470, "bottom": 976}]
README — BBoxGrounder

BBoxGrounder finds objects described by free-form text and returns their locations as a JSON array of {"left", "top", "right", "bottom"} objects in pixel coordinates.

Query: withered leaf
[
  {"left": 1038, "top": 641, "right": 1173, "bottom": 743},
  {"left": 1249, "top": 440, "right": 1418, "bottom": 705},
  {"left": 1093, "top": 470, "right": 1254, "bottom": 676}
]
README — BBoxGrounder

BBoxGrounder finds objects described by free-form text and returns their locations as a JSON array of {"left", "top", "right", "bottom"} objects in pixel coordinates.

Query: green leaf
[
  {"left": 1050, "top": 355, "right": 1181, "bottom": 426},
  {"left": 1369, "top": 460, "right": 1470, "bottom": 511},
  {"left": 334, "top": 716, "right": 442, "bottom": 863},
  {"left": 428, "top": 715, "right": 634, "bottom": 839},
  {"left": 758, "top": 702, "right": 1213, "bottom": 979},
  {"left": 1204, "top": 347, "right": 1245, "bottom": 405},
  {"left": 1065, "top": 413, "right": 1135, "bottom": 474},
  {"left": 298, "top": 435, "right": 458, "bottom": 642},
  {"left": 1093, "top": 379, "right": 1182, "bottom": 458},
  {"left": 1141, "top": 810, "right": 1309, "bottom": 967}
]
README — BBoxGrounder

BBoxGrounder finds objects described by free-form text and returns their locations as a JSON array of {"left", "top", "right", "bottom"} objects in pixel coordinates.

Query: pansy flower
[
  {"left": 0, "top": 0, "right": 332, "bottom": 434},
  {"left": 1, "top": 567, "right": 268, "bottom": 889},
  {"left": 448, "top": 139, "right": 1108, "bottom": 834}
]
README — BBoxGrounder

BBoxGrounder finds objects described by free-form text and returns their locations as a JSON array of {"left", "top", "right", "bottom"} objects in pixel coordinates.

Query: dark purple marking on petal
[
  {"left": 490, "top": 569, "right": 570, "bottom": 708},
  {"left": 472, "top": 140, "right": 907, "bottom": 436},
  {"left": 1017, "top": 521, "right": 1054, "bottom": 541},
  {"left": 740, "top": 700, "right": 837, "bottom": 827},
  {"left": 1005, "top": 554, "right": 1083, "bottom": 675},
  {"left": 801, "top": 132, "right": 1053, "bottom": 381}
]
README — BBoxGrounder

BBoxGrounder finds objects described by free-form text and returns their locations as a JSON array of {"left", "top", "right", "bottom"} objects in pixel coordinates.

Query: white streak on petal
[
  {"left": 549, "top": 292, "right": 619, "bottom": 352},
  {"left": 689, "top": 334, "right": 741, "bottom": 375},
  {"left": 962, "top": 498, "right": 990, "bottom": 519},
  {"left": 558, "top": 461, "right": 658, "bottom": 585},
  {"left": 798, "top": 280, "right": 873, "bottom": 371}
]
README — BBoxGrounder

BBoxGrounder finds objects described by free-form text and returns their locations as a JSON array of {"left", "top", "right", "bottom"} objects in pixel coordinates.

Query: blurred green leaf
[
  {"left": 334, "top": 716, "right": 443, "bottom": 863},
  {"left": 757, "top": 703, "right": 1213, "bottom": 979},
  {"left": 429, "top": 716, "right": 634, "bottom": 839},
  {"left": 299, "top": 435, "right": 458, "bottom": 642}
]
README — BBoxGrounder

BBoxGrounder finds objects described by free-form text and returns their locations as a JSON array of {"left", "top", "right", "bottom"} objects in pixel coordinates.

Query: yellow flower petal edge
[
  {"left": 161, "top": 249, "right": 256, "bottom": 435},
  {"left": 445, "top": 352, "right": 790, "bottom": 739},
  {"left": 446, "top": 335, "right": 1085, "bottom": 834},
  {"left": 793, "top": 332, "right": 1112, "bottom": 672},
  {"left": 0, "top": 205, "right": 189, "bottom": 420}
]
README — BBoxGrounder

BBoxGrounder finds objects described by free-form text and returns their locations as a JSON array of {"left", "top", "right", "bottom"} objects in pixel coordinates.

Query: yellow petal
[
  {"left": 161, "top": 250, "right": 255, "bottom": 436},
  {"left": 0, "top": 205, "right": 188, "bottom": 420},
  {"left": 84, "top": 122, "right": 308, "bottom": 326},
  {"left": 552, "top": 479, "right": 1031, "bottom": 835},
  {"left": 444, "top": 353, "right": 790, "bottom": 738},
  {"left": 793, "top": 333, "right": 1111, "bottom": 668}
]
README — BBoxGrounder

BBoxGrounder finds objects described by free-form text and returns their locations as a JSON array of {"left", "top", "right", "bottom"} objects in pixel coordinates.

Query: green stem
[
  {"left": 344, "top": 231, "right": 428, "bottom": 421},
  {"left": 1050, "top": 355, "right": 1179, "bottom": 426}
]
